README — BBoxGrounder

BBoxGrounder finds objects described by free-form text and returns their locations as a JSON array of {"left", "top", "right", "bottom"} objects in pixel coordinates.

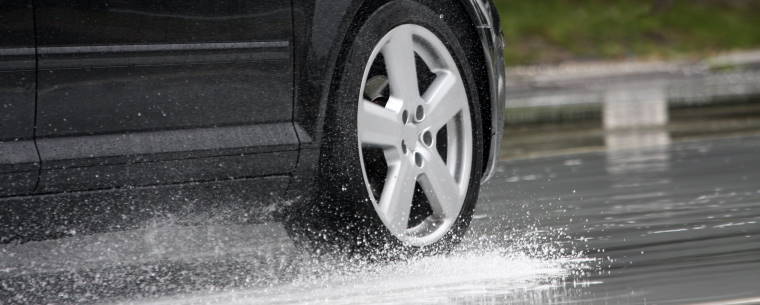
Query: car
[{"left": 0, "top": 0, "right": 505, "bottom": 255}]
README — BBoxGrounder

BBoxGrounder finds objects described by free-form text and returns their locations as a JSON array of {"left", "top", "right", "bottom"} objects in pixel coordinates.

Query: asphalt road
[{"left": 1, "top": 135, "right": 759, "bottom": 305}]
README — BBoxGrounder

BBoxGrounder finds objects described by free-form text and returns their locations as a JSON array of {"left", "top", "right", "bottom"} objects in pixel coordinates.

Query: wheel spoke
[
  {"left": 379, "top": 161, "right": 417, "bottom": 233},
  {"left": 358, "top": 99, "right": 402, "bottom": 148},
  {"left": 419, "top": 148, "right": 462, "bottom": 218},
  {"left": 422, "top": 72, "right": 467, "bottom": 131},
  {"left": 382, "top": 26, "right": 420, "bottom": 103}
]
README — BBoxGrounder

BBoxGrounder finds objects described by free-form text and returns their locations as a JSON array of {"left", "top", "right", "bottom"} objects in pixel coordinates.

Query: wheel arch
[{"left": 291, "top": 0, "right": 503, "bottom": 184}]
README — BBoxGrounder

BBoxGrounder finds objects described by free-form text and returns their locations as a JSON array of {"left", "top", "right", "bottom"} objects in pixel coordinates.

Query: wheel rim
[{"left": 356, "top": 24, "right": 473, "bottom": 247}]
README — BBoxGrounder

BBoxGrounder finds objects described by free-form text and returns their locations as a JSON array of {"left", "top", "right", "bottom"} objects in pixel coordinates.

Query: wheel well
[{"left": 338, "top": 0, "right": 493, "bottom": 175}]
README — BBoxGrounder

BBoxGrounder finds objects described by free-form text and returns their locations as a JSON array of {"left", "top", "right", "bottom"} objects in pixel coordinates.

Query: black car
[{"left": 0, "top": 0, "right": 505, "bottom": 254}]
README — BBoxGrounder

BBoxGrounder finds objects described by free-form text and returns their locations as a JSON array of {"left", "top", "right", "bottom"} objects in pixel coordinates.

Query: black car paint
[
  {"left": 0, "top": 0, "right": 505, "bottom": 241},
  {"left": 34, "top": 0, "right": 297, "bottom": 193},
  {"left": 0, "top": 0, "right": 37, "bottom": 197}
]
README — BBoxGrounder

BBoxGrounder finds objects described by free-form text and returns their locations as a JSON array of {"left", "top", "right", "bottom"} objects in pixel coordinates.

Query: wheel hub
[{"left": 402, "top": 121, "right": 420, "bottom": 155}]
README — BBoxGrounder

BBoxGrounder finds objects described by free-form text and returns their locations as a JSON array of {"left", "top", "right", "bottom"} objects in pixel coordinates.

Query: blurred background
[{"left": 493, "top": 0, "right": 760, "bottom": 159}]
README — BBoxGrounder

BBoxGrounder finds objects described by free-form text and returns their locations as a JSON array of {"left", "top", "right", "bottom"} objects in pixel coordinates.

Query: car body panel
[
  {"left": 33, "top": 0, "right": 298, "bottom": 192},
  {"left": 0, "top": 175, "right": 290, "bottom": 243},
  {"left": 0, "top": 0, "right": 39, "bottom": 197},
  {"left": 467, "top": 0, "right": 507, "bottom": 182}
]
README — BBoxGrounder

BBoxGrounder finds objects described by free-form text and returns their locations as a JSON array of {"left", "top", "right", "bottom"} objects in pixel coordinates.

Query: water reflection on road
[
  {"left": 2, "top": 135, "right": 759, "bottom": 304},
  {"left": 480, "top": 134, "right": 760, "bottom": 304}
]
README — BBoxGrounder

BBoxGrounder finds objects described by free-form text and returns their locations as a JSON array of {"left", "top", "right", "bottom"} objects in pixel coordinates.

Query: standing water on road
[
  {"left": 2, "top": 135, "right": 760, "bottom": 304},
  {"left": 1, "top": 215, "right": 594, "bottom": 304}
]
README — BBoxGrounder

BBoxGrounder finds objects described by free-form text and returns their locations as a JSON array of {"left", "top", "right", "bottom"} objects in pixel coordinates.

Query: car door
[
  {"left": 0, "top": 0, "right": 38, "bottom": 197},
  {"left": 34, "top": 0, "right": 297, "bottom": 192}
]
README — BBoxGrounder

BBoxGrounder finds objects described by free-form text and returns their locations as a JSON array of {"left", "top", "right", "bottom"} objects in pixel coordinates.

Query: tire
[{"left": 289, "top": 0, "right": 484, "bottom": 258}]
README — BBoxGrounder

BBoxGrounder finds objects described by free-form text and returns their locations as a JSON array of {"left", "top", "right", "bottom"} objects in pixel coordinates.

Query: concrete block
[{"left": 603, "top": 86, "right": 668, "bottom": 129}]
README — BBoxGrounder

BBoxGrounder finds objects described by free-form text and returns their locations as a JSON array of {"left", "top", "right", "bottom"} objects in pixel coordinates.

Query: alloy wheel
[{"left": 356, "top": 24, "right": 473, "bottom": 247}]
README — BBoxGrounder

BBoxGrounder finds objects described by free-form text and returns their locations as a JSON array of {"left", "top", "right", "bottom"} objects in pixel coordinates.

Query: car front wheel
[{"left": 290, "top": 0, "right": 484, "bottom": 257}]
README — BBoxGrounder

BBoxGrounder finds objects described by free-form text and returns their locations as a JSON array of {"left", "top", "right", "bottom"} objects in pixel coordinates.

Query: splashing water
[{"left": 109, "top": 225, "right": 594, "bottom": 305}]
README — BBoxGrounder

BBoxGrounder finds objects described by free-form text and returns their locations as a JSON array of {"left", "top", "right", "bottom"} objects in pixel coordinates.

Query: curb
[{"left": 505, "top": 50, "right": 760, "bottom": 125}]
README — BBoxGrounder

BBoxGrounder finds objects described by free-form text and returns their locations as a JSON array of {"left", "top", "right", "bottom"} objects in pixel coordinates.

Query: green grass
[{"left": 494, "top": 0, "right": 760, "bottom": 65}]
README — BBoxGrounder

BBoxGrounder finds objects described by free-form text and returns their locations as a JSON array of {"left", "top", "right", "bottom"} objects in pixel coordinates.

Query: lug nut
[
  {"left": 415, "top": 105, "right": 425, "bottom": 122},
  {"left": 414, "top": 152, "right": 424, "bottom": 167},
  {"left": 422, "top": 130, "right": 433, "bottom": 147}
]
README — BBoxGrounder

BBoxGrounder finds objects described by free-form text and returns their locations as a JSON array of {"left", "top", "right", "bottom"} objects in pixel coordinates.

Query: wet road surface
[{"left": 2, "top": 135, "right": 759, "bottom": 304}]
